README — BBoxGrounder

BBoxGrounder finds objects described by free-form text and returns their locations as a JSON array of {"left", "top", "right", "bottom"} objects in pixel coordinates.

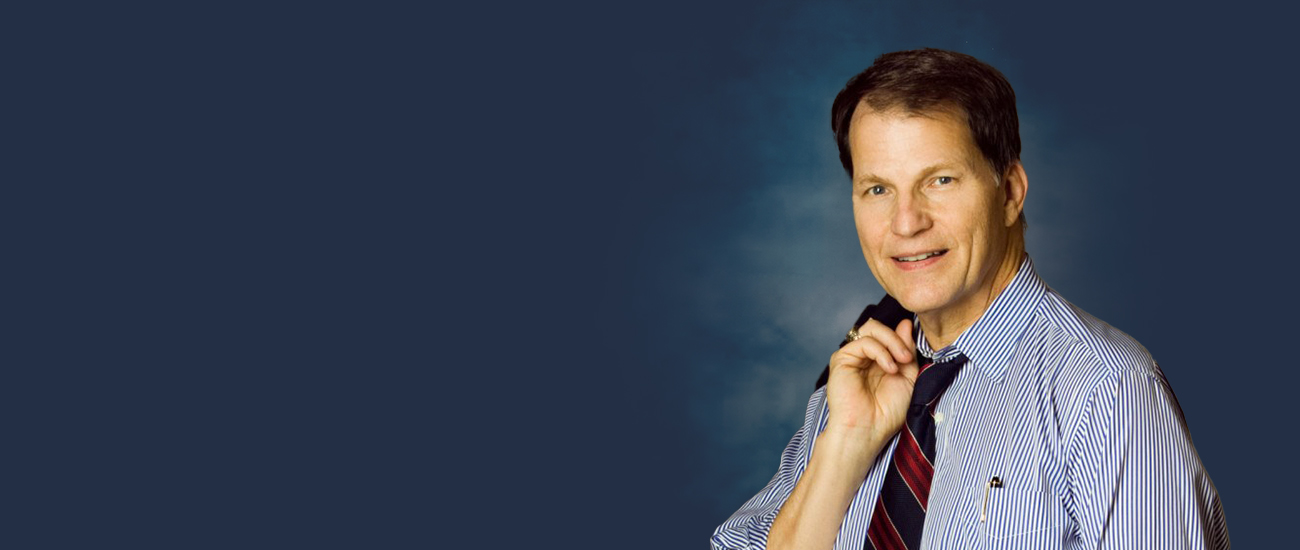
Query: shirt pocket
[{"left": 980, "top": 487, "right": 1065, "bottom": 549}]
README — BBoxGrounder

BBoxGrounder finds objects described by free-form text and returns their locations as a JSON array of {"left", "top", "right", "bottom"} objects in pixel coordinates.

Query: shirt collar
[{"left": 914, "top": 254, "right": 1045, "bottom": 380}]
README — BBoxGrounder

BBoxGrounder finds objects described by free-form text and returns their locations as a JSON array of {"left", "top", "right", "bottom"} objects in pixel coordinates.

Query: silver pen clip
[{"left": 980, "top": 476, "right": 1003, "bottom": 523}]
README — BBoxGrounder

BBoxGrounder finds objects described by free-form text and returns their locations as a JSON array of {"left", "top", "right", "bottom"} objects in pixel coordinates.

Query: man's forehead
[
  {"left": 850, "top": 100, "right": 967, "bottom": 126},
  {"left": 846, "top": 108, "right": 990, "bottom": 183}
]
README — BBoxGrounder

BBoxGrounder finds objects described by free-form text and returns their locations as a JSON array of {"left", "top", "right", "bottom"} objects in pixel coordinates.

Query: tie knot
[{"left": 911, "top": 353, "right": 968, "bottom": 408}]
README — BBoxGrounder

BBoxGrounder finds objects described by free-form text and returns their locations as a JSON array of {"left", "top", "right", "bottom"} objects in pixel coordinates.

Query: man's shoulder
[
  {"left": 1030, "top": 288, "right": 1159, "bottom": 381},
  {"left": 1014, "top": 289, "right": 1172, "bottom": 438}
]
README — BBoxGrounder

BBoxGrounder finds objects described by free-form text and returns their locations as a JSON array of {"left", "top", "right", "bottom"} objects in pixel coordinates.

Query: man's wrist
[{"left": 814, "top": 425, "right": 886, "bottom": 474}]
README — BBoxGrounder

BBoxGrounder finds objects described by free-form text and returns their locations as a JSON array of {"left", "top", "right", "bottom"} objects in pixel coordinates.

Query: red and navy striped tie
[{"left": 864, "top": 353, "right": 967, "bottom": 550}]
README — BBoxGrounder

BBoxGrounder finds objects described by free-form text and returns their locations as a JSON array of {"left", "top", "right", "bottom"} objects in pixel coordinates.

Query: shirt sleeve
[
  {"left": 1064, "top": 367, "right": 1230, "bottom": 549},
  {"left": 711, "top": 387, "right": 827, "bottom": 550}
]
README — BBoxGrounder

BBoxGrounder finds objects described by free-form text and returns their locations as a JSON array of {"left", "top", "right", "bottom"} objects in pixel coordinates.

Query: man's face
[{"left": 848, "top": 106, "right": 1022, "bottom": 321}]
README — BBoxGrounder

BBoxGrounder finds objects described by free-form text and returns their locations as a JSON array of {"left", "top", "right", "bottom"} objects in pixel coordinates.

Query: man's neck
[{"left": 918, "top": 247, "right": 1025, "bottom": 351}]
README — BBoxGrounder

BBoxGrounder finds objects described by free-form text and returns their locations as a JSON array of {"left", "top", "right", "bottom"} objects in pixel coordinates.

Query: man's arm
[
  {"left": 710, "top": 388, "right": 824, "bottom": 550},
  {"left": 765, "top": 318, "right": 918, "bottom": 550},
  {"left": 1066, "top": 368, "right": 1229, "bottom": 549},
  {"left": 713, "top": 301, "right": 918, "bottom": 550},
  {"left": 762, "top": 424, "right": 888, "bottom": 550}
]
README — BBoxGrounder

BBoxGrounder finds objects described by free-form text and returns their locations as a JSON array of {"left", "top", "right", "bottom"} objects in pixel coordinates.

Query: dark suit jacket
[{"left": 815, "top": 294, "right": 912, "bottom": 390}]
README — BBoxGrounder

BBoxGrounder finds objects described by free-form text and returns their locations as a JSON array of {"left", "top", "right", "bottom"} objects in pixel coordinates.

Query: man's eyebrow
[
  {"left": 854, "top": 173, "right": 890, "bottom": 187},
  {"left": 853, "top": 163, "right": 962, "bottom": 186},
  {"left": 916, "top": 163, "right": 957, "bottom": 179}
]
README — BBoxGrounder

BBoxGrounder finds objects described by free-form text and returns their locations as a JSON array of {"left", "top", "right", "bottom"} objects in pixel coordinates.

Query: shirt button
[{"left": 934, "top": 412, "right": 945, "bottom": 424}]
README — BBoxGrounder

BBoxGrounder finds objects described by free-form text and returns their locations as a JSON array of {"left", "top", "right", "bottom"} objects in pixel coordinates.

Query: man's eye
[
  {"left": 936, "top": 176, "right": 954, "bottom": 185},
  {"left": 866, "top": 185, "right": 886, "bottom": 196}
]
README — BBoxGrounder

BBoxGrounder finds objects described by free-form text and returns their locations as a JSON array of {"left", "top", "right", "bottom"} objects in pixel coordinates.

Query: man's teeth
[{"left": 897, "top": 251, "right": 944, "bottom": 262}]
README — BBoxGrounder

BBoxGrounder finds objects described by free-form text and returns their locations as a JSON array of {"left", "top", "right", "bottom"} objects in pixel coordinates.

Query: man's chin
[{"left": 887, "top": 289, "right": 951, "bottom": 316}]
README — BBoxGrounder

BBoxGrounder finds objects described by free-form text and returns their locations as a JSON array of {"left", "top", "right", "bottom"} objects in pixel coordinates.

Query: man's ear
[{"left": 1002, "top": 161, "right": 1028, "bottom": 228}]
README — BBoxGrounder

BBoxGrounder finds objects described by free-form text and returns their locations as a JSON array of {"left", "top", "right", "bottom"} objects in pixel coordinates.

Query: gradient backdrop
[
  {"left": 10, "top": 1, "right": 1295, "bottom": 547},
  {"left": 594, "top": 1, "right": 1296, "bottom": 548}
]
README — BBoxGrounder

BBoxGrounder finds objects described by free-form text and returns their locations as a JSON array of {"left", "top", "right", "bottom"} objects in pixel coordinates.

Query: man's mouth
[{"left": 893, "top": 250, "right": 948, "bottom": 262}]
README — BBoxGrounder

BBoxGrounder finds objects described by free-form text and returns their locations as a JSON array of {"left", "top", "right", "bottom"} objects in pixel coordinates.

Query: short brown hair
[{"left": 831, "top": 48, "right": 1021, "bottom": 180}]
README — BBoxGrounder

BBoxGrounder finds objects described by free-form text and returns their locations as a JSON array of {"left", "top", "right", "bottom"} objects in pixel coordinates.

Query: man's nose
[{"left": 890, "top": 194, "right": 933, "bottom": 237}]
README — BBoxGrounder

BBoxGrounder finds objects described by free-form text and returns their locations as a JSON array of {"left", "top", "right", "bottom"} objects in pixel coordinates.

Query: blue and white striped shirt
[{"left": 712, "top": 256, "right": 1228, "bottom": 549}]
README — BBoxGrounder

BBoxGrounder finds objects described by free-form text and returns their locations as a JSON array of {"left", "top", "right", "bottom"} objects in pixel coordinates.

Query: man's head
[
  {"left": 832, "top": 49, "right": 1028, "bottom": 330},
  {"left": 831, "top": 48, "right": 1021, "bottom": 187}
]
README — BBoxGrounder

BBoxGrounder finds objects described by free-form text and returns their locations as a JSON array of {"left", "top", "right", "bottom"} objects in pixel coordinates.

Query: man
[{"left": 712, "top": 49, "right": 1227, "bottom": 549}]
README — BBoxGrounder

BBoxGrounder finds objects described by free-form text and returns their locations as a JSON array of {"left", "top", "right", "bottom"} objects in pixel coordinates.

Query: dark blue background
[
  {"left": 596, "top": 1, "right": 1294, "bottom": 548},
  {"left": 8, "top": 0, "right": 1292, "bottom": 547}
]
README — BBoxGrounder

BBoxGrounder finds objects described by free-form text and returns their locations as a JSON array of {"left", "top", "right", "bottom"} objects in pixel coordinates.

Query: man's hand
[
  {"left": 824, "top": 318, "right": 919, "bottom": 452},
  {"left": 766, "top": 318, "right": 920, "bottom": 550}
]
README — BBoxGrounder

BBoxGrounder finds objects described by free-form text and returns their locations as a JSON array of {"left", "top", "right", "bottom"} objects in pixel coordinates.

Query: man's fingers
[
  {"left": 856, "top": 318, "right": 913, "bottom": 364},
  {"left": 834, "top": 336, "right": 897, "bottom": 373},
  {"left": 895, "top": 319, "right": 914, "bottom": 359}
]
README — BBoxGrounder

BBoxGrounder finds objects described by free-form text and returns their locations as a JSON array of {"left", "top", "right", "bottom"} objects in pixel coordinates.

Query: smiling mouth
[{"left": 893, "top": 250, "right": 948, "bottom": 262}]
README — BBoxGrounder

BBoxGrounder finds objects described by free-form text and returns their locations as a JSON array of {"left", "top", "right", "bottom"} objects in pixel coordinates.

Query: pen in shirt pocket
[{"left": 980, "top": 476, "right": 1003, "bottom": 522}]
